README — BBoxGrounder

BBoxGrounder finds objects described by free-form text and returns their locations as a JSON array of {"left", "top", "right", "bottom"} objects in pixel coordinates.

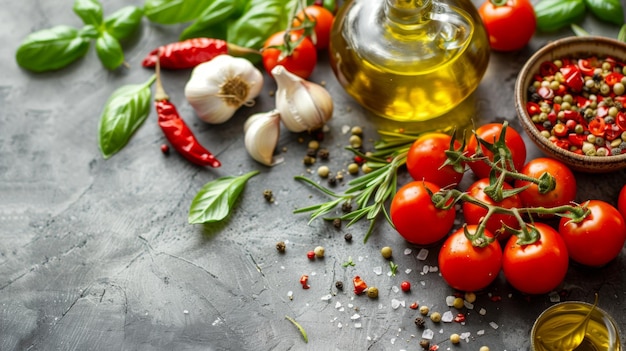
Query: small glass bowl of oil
[{"left": 531, "top": 302, "right": 621, "bottom": 351}]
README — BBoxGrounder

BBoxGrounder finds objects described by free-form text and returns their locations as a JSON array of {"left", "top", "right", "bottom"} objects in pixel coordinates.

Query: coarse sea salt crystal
[
  {"left": 287, "top": 291, "right": 293, "bottom": 299},
  {"left": 404, "top": 248, "right": 412, "bottom": 255},
  {"left": 335, "top": 302, "right": 342, "bottom": 309},
  {"left": 479, "top": 308, "right": 487, "bottom": 315},
  {"left": 373, "top": 266, "right": 383, "bottom": 275},
  {"left": 416, "top": 249, "right": 429, "bottom": 260},
  {"left": 355, "top": 323, "right": 362, "bottom": 329},
  {"left": 390, "top": 338, "right": 396, "bottom": 345},
  {"left": 489, "top": 322, "right": 499, "bottom": 329},
  {"left": 477, "top": 330, "right": 485, "bottom": 336},
  {"left": 429, "top": 266, "right": 438, "bottom": 272},
  {"left": 464, "top": 301, "right": 474, "bottom": 309},
  {"left": 446, "top": 296, "right": 456, "bottom": 306},
  {"left": 422, "top": 266, "right": 429, "bottom": 274},
  {"left": 351, "top": 313, "right": 361, "bottom": 320},
  {"left": 461, "top": 332, "right": 471, "bottom": 341},
  {"left": 422, "top": 329, "right": 434, "bottom": 340},
  {"left": 442, "top": 311, "right": 454, "bottom": 323},
  {"left": 392, "top": 286, "right": 399, "bottom": 293},
  {"left": 549, "top": 291, "right": 561, "bottom": 302},
  {"left": 405, "top": 268, "right": 412, "bottom": 274},
  {"left": 342, "top": 125, "right": 351, "bottom": 134},
  {"left": 321, "top": 294, "right": 332, "bottom": 301},
  {"left": 391, "top": 299, "right": 405, "bottom": 309},
  {"left": 338, "top": 322, "right": 343, "bottom": 328}
]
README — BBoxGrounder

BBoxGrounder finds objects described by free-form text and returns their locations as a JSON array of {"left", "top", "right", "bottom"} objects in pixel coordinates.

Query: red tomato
[
  {"left": 406, "top": 133, "right": 465, "bottom": 188},
  {"left": 465, "top": 123, "right": 527, "bottom": 179},
  {"left": 502, "top": 223, "right": 569, "bottom": 295},
  {"left": 619, "top": 184, "right": 626, "bottom": 220},
  {"left": 438, "top": 225, "right": 503, "bottom": 292},
  {"left": 294, "top": 5, "right": 334, "bottom": 50},
  {"left": 513, "top": 158, "right": 576, "bottom": 211},
  {"left": 262, "top": 31, "right": 317, "bottom": 79},
  {"left": 558, "top": 200, "right": 626, "bottom": 267},
  {"left": 390, "top": 181, "right": 456, "bottom": 246},
  {"left": 478, "top": 0, "right": 536, "bottom": 52},
  {"left": 462, "top": 178, "right": 523, "bottom": 243}
]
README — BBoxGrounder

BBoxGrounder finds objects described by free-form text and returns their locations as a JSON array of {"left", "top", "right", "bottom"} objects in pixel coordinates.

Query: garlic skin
[
  {"left": 244, "top": 110, "right": 282, "bottom": 166},
  {"left": 272, "top": 65, "right": 333, "bottom": 133},
  {"left": 185, "top": 55, "right": 264, "bottom": 124}
]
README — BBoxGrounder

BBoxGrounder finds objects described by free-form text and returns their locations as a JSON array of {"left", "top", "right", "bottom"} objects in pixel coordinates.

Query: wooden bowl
[{"left": 515, "top": 36, "right": 626, "bottom": 173}]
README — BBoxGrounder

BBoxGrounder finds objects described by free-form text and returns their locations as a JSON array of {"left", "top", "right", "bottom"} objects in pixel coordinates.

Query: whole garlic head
[
  {"left": 272, "top": 65, "right": 333, "bottom": 133},
  {"left": 244, "top": 110, "right": 282, "bottom": 166},
  {"left": 185, "top": 55, "right": 264, "bottom": 124}
]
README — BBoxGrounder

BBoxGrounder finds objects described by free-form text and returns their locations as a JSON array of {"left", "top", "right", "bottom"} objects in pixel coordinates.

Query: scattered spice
[
  {"left": 303, "top": 155, "right": 316, "bottom": 165},
  {"left": 450, "top": 333, "right": 461, "bottom": 344},
  {"left": 453, "top": 297, "right": 464, "bottom": 309},
  {"left": 430, "top": 312, "right": 442, "bottom": 323},
  {"left": 353, "top": 276, "right": 367, "bottom": 295},
  {"left": 389, "top": 261, "right": 399, "bottom": 276},
  {"left": 344, "top": 233, "right": 353, "bottom": 242},
  {"left": 327, "top": 176, "right": 337, "bottom": 186},
  {"left": 306, "top": 148, "right": 317, "bottom": 158},
  {"left": 366, "top": 286, "right": 379, "bottom": 298},
  {"left": 347, "top": 163, "right": 359, "bottom": 174},
  {"left": 479, "top": 346, "right": 490, "bottom": 351},
  {"left": 415, "top": 317, "right": 426, "bottom": 328},
  {"left": 318, "top": 148, "right": 329, "bottom": 160},
  {"left": 400, "top": 281, "right": 411, "bottom": 292},
  {"left": 419, "top": 339, "right": 430, "bottom": 349},
  {"left": 317, "top": 165, "right": 330, "bottom": 178},
  {"left": 454, "top": 313, "right": 466, "bottom": 323},
  {"left": 276, "top": 241, "right": 286, "bottom": 253},
  {"left": 314, "top": 246, "right": 325, "bottom": 258},
  {"left": 349, "top": 134, "right": 362, "bottom": 148},
  {"left": 419, "top": 305, "right": 429, "bottom": 315},
  {"left": 160, "top": 144, "right": 170, "bottom": 154},
  {"left": 306, "top": 251, "right": 315, "bottom": 260},
  {"left": 300, "top": 275, "right": 310, "bottom": 289},
  {"left": 333, "top": 218, "right": 342, "bottom": 228},
  {"left": 341, "top": 202, "right": 352, "bottom": 213},
  {"left": 465, "top": 292, "right": 477, "bottom": 303},
  {"left": 263, "top": 189, "right": 274, "bottom": 202},
  {"left": 342, "top": 256, "right": 355, "bottom": 267},
  {"left": 308, "top": 140, "right": 320, "bottom": 150},
  {"left": 380, "top": 246, "right": 393, "bottom": 259},
  {"left": 410, "top": 302, "right": 419, "bottom": 310},
  {"left": 351, "top": 126, "right": 363, "bottom": 135},
  {"left": 335, "top": 281, "right": 344, "bottom": 290}
]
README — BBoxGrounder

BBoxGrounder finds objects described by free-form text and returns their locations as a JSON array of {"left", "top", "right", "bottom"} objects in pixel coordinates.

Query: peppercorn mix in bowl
[{"left": 515, "top": 36, "right": 626, "bottom": 173}]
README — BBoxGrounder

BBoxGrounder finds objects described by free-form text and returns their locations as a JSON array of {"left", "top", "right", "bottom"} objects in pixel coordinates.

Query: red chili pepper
[
  {"left": 552, "top": 123, "right": 568, "bottom": 137},
  {"left": 526, "top": 101, "right": 541, "bottom": 115},
  {"left": 154, "top": 59, "right": 221, "bottom": 168},
  {"left": 453, "top": 313, "right": 466, "bottom": 323},
  {"left": 568, "top": 133, "right": 586, "bottom": 147},
  {"left": 143, "top": 38, "right": 258, "bottom": 69},
  {"left": 604, "top": 123, "right": 622, "bottom": 141},
  {"left": 353, "top": 276, "right": 367, "bottom": 295},
  {"left": 560, "top": 65, "right": 584, "bottom": 91},
  {"left": 617, "top": 112, "right": 626, "bottom": 131},
  {"left": 409, "top": 302, "right": 419, "bottom": 309},
  {"left": 605, "top": 72, "right": 624, "bottom": 87},
  {"left": 589, "top": 118, "right": 606, "bottom": 137},
  {"left": 300, "top": 275, "right": 310, "bottom": 289},
  {"left": 577, "top": 58, "right": 596, "bottom": 76},
  {"left": 540, "top": 61, "right": 559, "bottom": 76}
]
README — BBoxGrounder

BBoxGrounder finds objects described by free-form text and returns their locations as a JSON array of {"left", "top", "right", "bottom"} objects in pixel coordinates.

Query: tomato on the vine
[
  {"left": 390, "top": 181, "right": 455, "bottom": 246},
  {"left": 502, "top": 223, "right": 569, "bottom": 295},
  {"left": 478, "top": 0, "right": 536, "bottom": 52},
  {"left": 558, "top": 200, "right": 626, "bottom": 267},
  {"left": 293, "top": 5, "right": 334, "bottom": 50},
  {"left": 465, "top": 123, "right": 527, "bottom": 179},
  {"left": 406, "top": 132, "right": 465, "bottom": 188},
  {"left": 618, "top": 184, "right": 626, "bottom": 221},
  {"left": 262, "top": 30, "right": 317, "bottom": 79},
  {"left": 462, "top": 178, "right": 522, "bottom": 243},
  {"left": 514, "top": 158, "right": 576, "bottom": 211},
  {"left": 438, "top": 225, "right": 503, "bottom": 292}
]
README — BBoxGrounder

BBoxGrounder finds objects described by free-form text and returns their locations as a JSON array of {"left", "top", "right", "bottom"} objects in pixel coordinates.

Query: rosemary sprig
[{"left": 293, "top": 127, "right": 452, "bottom": 243}]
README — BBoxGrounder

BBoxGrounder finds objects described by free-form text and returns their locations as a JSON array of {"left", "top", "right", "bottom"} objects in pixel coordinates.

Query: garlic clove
[
  {"left": 244, "top": 110, "right": 282, "bottom": 166},
  {"left": 272, "top": 65, "right": 333, "bottom": 133},
  {"left": 185, "top": 55, "right": 264, "bottom": 124}
]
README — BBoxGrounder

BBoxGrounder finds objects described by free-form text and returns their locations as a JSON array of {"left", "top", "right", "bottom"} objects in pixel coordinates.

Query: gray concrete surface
[{"left": 1, "top": 1, "right": 625, "bottom": 350}]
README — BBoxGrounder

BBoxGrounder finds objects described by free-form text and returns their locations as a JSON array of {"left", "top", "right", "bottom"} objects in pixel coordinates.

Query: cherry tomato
[
  {"left": 558, "top": 200, "right": 626, "bottom": 267},
  {"left": 465, "top": 123, "right": 527, "bottom": 179},
  {"left": 262, "top": 30, "right": 317, "bottom": 79},
  {"left": 294, "top": 5, "right": 334, "bottom": 50},
  {"left": 390, "top": 181, "right": 456, "bottom": 246},
  {"left": 478, "top": 0, "right": 536, "bottom": 52},
  {"left": 502, "top": 223, "right": 569, "bottom": 295},
  {"left": 406, "top": 133, "right": 465, "bottom": 188},
  {"left": 513, "top": 158, "right": 576, "bottom": 211},
  {"left": 462, "top": 178, "right": 523, "bottom": 243},
  {"left": 619, "top": 184, "right": 626, "bottom": 220},
  {"left": 438, "top": 225, "right": 503, "bottom": 292}
]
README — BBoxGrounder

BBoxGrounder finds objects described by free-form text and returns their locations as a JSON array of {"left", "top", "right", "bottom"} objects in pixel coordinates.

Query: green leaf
[
  {"left": 95, "top": 31, "right": 125, "bottom": 70},
  {"left": 618, "top": 24, "right": 626, "bottom": 42},
  {"left": 188, "top": 171, "right": 260, "bottom": 224},
  {"left": 180, "top": 0, "right": 243, "bottom": 40},
  {"left": 143, "top": 0, "right": 214, "bottom": 24},
  {"left": 227, "top": 0, "right": 291, "bottom": 50},
  {"left": 535, "top": 0, "right": 586, "bottom": 32},
  {"left": 15, "top": 25, "right": 92, "bottom": 73},
  {"left": 73, "top": 0, "right": 104, "bottom": 26},
  {"left": 584, "top": 0, "right": 624, "bottom": 25},
  {"left": 98, "top": 76, "right": 155, "bottom": 158},
  {"left": 285, "top": 315, "right": 308, "bottom": 343},
  {"left": 104, "top": 6, "right": 144, "bottom": 40}
]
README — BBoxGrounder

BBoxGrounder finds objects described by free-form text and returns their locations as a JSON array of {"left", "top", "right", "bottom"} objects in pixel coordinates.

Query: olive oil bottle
[{"left": 329, "top": 0, "right": 490, "bottom": 123}]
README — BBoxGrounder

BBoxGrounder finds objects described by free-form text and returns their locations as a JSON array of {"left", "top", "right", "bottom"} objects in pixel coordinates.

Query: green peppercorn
[
  {"left": 366, "top": 287, "right": 379, "bottom": 298},
  {"left": 317, "top": 165, "right": 330, "bottom": 178},
  {"left": 347, "top": 163, "right": 359, "bottom": 175},
  {"left": 450, "top": 333, "right": 461, "bottom": 344},
  {"left": 351, "top": 126, "right": 363, "bottom": 135},
  {"left": 464, "top": 292, "right": 476, "bottom": 303},
  {"left": 453, "top": 297, "right": 464, "bottom": 309},
  {"left": 479, "top": 347, "right": 490, "bottom": 351},
  {"left": 308, "top": 140, "right": 320, "bottom": 150},
  {"left": 614, "top": 82, "right": 625, "bottom": 96},
  {"left": 380, "top": 246, "right": 392, "bottom": 259},
  {"left": 314, "top": 246, "right": 325, "bottom": 258},
  {"left": 419, "top": 305, "right": 429, "bottom": 315},
  {"left": 430, "top": 311, "right": 442, "bottom": 323},
  {"left": 349, "top": 135, "right": 362, "bottom": 148}
]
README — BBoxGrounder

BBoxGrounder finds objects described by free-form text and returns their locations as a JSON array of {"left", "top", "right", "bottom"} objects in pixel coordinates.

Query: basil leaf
[
  {"left": 15, "top": 25, "right": 92, "bottom": 73},
  {"left": 227, "top": 0, "right": 290, "bottom": 50},
  {"left": 98, "top": 76, "right": 155, "bottom": 159},
  {"left": 179, "top": 0, "right": 244, "bottom": 40},
  {"left": 188, "top": 171, "right": 260, "bottom": 224},
  {"left": 73, "top": 0, "right": 103, "bottom": 26},
  {"left": 618, "top": 24, "right": 626, "bottom": 42},
  {"left": 143, "top": 0, "right": 213, "bottom": 24},
  {"left": 95, "top": 31, "right": 125, "bottom": 70},
  {"left": 535, "top": 0, "right": 586, "bottom": 32},
  {"left": 104, "top": 6, "right": 144, "bottom": 40},
  {"left": 584, "top": 0, "right": 624, "bottom": 25}
]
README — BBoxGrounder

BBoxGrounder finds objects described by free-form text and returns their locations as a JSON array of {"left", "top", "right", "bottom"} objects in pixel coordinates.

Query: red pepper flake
[
  {"left": 409, "top": 302, "right": 419, "bottom": 310},
  {"left": 454, "top": 313, "right": 466, "bottom": 323},
  {"left": 429, "top": 345, "right": 439, "bottom": 351},
  {"left": 353, "top": 155, "right": 365, "bottom": 165},
  {"left": 353, "top": 276, "right": 367, "bottom": 295},
  {"left": 300, "top": 275, "right": 310, "bottom": 289},
  {"left": 489, "top": 295, "right": 502, "bottom": 302}
]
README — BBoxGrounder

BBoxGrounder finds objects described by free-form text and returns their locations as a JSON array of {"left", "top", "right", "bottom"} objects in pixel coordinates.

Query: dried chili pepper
[
  {"left": 154, "top": 58, "right": 221, "bottom": 168},
  {"left": 143, "top": 38, "right": 258, "bottom": 70},
  {"left": 300, "top": 275, "right": 310, "bottom": 289},
  {"left": 352, "top": 276, "right": 367, "bottom": 295}
]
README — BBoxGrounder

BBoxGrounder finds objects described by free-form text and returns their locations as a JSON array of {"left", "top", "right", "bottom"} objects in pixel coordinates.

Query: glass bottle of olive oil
[{"left": 329, "top": 0, "right": 490, "bottom": 123}]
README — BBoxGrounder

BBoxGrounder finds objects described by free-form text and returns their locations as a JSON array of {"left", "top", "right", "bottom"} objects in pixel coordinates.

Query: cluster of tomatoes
[
  {"left": 390, "top": 122, "right": 626, "bottom": 295},
  {"left": 260, "top": 4, "right": 335, "bottom": 80}
]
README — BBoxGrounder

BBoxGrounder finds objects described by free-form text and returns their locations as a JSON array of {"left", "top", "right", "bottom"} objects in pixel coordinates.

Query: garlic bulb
[
  {"left": 244, "top": 110, "right": 282, "bottom": 166},
  {"left": 185, "top": 55, "right": 264, "bottom": 124},
  {"left": 272, "top": 65, "right": 333, "bottom": 133}
]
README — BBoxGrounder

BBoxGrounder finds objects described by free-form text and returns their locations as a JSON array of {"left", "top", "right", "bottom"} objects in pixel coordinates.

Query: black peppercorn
[
  {"left": 414, "top": 317, "right": 425, "bottom": 328},
  {"left": 318, "top": 148, "right": 329, "bottom": 160},
  {"left": 341, "top": 202, "right": 352, "bottom": 213},
  {"left": 335, "top": 281, "right": 343, "bottom": 290},
  {"left": 275, "top": 241, "right": 286, "bottom": 253},
  {"left": 344, "top": 233, "right": 352, "bottom": 242},
  {"left": 419, "top": 339, "right": 430, "bottom": 349},
  {"left": 333, "top": 218, "right": 342, "bottom": 228}
]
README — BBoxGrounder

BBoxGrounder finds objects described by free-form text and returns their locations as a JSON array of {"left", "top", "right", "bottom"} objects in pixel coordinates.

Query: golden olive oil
[
  {"left": 531, "top": 302, "right": 622, "bottom": 351},
  {"left": 329, "top": 0, "right": 490, "bottom": 123}
]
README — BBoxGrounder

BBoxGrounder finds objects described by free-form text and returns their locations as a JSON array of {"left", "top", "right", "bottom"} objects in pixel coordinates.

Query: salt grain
[
  {"left": 404, "top": 248, "right": 412, "bottom": 255},
  {"left": 338, "top": 322, "right": 343, "bottom": 328},
  {"left": 464, "top": 301, "right": 474, "bottom": 309},
  {"left": 355, "top": 323, "right": 362, "bottom": 329},
  {"left": 405, "top": 268, "right": 412, "bottom": 274},
  {"left": 342, "top": 125, "right": 351, "bottom": 134},
  {"left": 392, "top": 286, "right": 400, "bottom": 293},
  {"left": 479, "top": 308, "right": 487, "bottom": 315},
  {"left": 422, "top": 329, "right": 434, "bottom": 340},
  {"left": 549, "top": 291, "right": 560, "bottom": 302},
  {"left": 422, "top": 266, "right": 430, "bottom": 274},
  {"left": 416, "top": 249, "right": 429, "bottom": 260},
  {"left": 461, "top": 332, "right": 471, "bottom": 341},
  {"left": 477, "top": 330, "right": 485, "bottom": 336},
  {"left": 321, "top": 294, "right": 333, "bottom": 301},
  {"left": 429, "top": 266, "right": 438, "bottom": 272},
  {"left": 183, "top": 310, "right": 189, "bottom": 314},
  {"left": 351, "top": 313, "right": 361, "bottom": 320},
  {"left": 335, "top": 302, "right": 342, "bottom": 309},
  {"left": 391, "top": 338, "right": 396, "bottom": 345},
  {"left": 442, "top": 311, "right": 454, "bottom": 323},
  {"left": 446, "top": 296, "right": 456, "bottom": 306},
  {"left": 391, "top": 299, "right": 405, "bottom": 309},
  {"left": 489, "top": 322, "right": 499, "bottom": 329},
  {"left": 373, "top": 266, "right": 383, "bottom": 275}
]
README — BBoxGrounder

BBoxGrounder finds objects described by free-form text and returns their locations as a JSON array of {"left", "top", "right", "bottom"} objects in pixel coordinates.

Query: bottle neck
[{"left": 384, "top": 0, "right": 433, "bottom": 30}]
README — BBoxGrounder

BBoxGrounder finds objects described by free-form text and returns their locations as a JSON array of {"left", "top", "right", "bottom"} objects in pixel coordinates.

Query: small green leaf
[
  {"left": 570, "top": 23, "right": 590, "bottom": 37},
  {"left": 389, "top": 261, "right": 398, "bottom": 276},
  {"left": 188, "top": 171, "right": 260, "bottom": 224},
  {"left": 15, "top": 25, "right": 92, "bottom": 72},
  {"left": 95, "top": 31, "right": 125, "bottom": 70},
  {"left": 143, "top": 0, "right": 214, "bottom": 24},
  {"left": 98, "top": 76, "right": 155, "bottom": 158},
  {"left": 104, "top": 6, "right": 144, "bottom": 40},
  {"left": 73, "top": 0, "right": 104, "bottom": 26},
  {"left": 285, "top": 315, "right": 308, "bottom": 343},
  {"left": 618, "top": 24, "right": 626, "bottom": 42}
]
